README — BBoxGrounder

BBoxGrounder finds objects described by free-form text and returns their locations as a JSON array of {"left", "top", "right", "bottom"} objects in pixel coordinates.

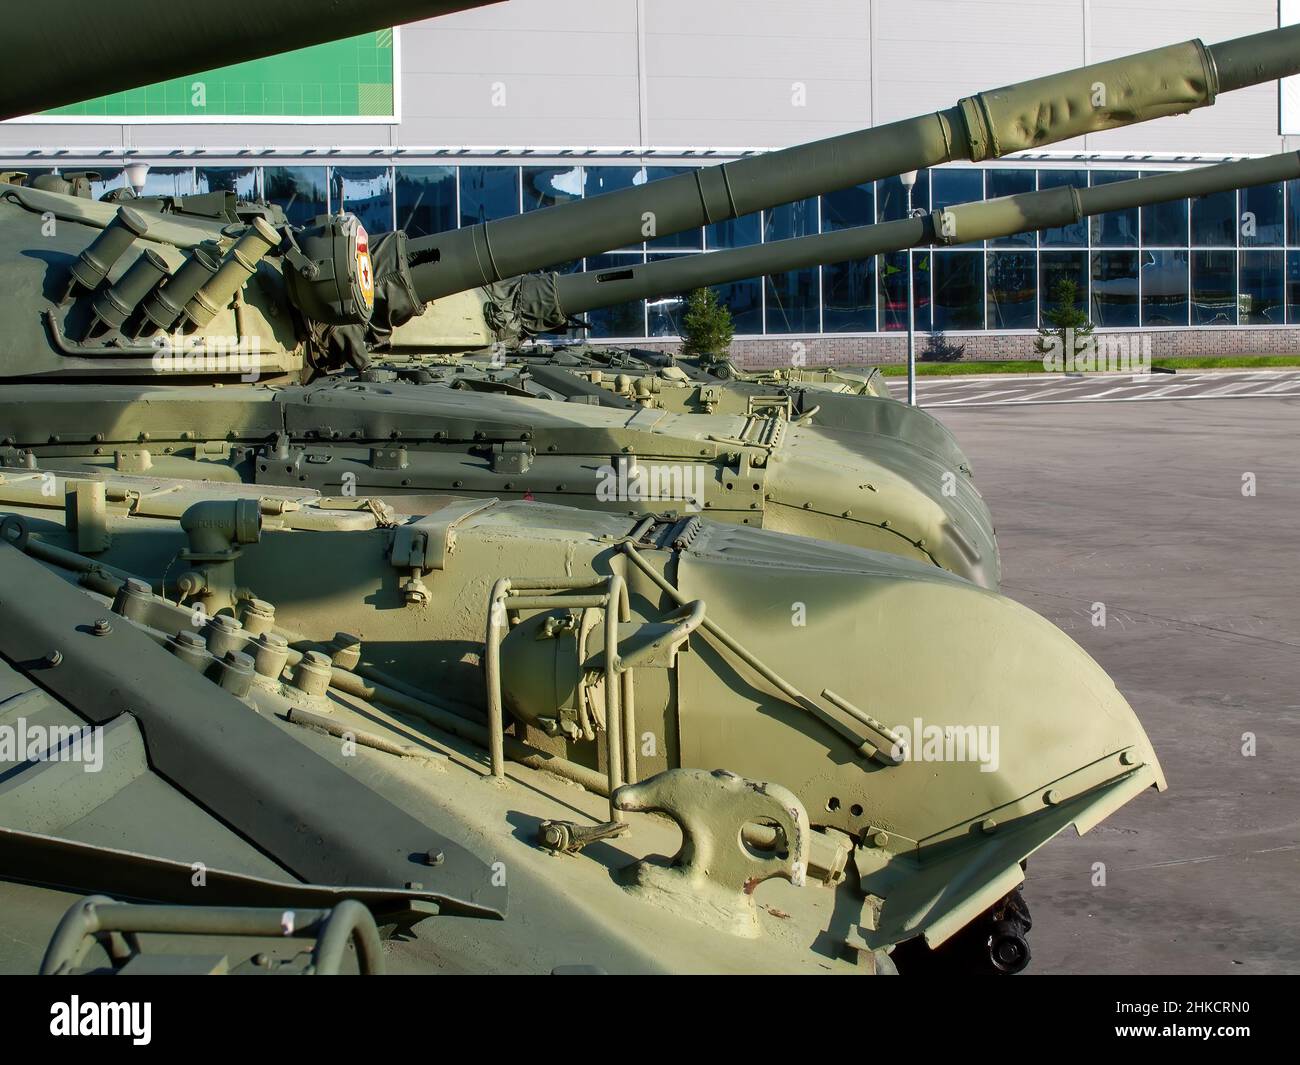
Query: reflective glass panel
[
  {"left": 1141, "top": 250, "right": 1189, "bottom": 326},
  {"left": 1190, "top": 250, "right": 1236, "bottom": 326},
  {"left": 764, "top": 197, "right": 818, "bottom": 242},
  {"left": 196, "top": 166, "right": 257, "bottom": 199},
  {"left": 712, "top": 278, "right": 763, "bottom": 335},
  {"left": 1140, "top": 172, "right": 1187, "bottom": 247},
  {"left": 1288, "top": 251, "right": 1300, "bottom": 322},
  {"left": 706, "top": 213, "right": 761, "bottom": 249},
  {"left": 584, "top": 166, "right": 641, "bottom": 197},
  {"left": 821, "top": 183, "right": 874, "bottom": 232},
  {"left": 764, "top": 268, "right": 820, "bottom": 333},
  {"left": 877, "top": 171, "right": 929, "bottom": 223},
  {"left": 459, "top": 166, "right": 519, "bottom": 226},
  {"left": 140, "top": 167, "right": 197, "bottom": 198},
  {"left": 1190, "top": 188, "right": 1236, "bottom": 247},
  {"left": 822, "top": 260, "right": 876, "bottom": 333},
  {"left": 1039, "top": 251, "right": 1088, "bottom": 326},
  {"left": 1240, "top": 250, "right": 1284, "bottom": 325},
  {"left": 264, "top": 166, "right": 328, "bottom": 228},
  {"left": 878, "top": 251, "right": 931, "bottom": 332},
  {"left": 1289, "top": 180, "right": 1300, "bottom": 246},
  {"left": 88, "top": 170, "right": 126, "bottom": 200},
  {"left": 1090, "top": 170, "right": 1140, "bottom": 247},
  {"left": 987, "top": 251, "right": 1036, "bottom": 329},
  {"left": 647, "top": 253, "right": 691, "bottom": 335},
  {"left": 1241, "top": 182, "right": 1284, "bottom": 247},
  {"left": 395, "top": 166, "right": 456, "bottom": 238},
  {"left": 1090, "top": 251, "right": 1140, "bottom": 328},
  {"left": 332, "top": 166, "right": 393, "bottom": 233},
  {"left": 933, "top": 251, "right": 984, "bottom": 330},
  {"left": 1038, "top": 169, "right": 1087, "bottom": 246},
  {"left": 931, "top": 169, "right": 984, "bottom": 249},
  {"left": 522, "top": 166, "right": 582, "bottom": 212}
]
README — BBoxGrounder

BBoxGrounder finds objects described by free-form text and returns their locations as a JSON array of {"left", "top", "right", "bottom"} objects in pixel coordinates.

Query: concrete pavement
[{"left": 932, "top": 395, "right": 1300, "bottom": 975}]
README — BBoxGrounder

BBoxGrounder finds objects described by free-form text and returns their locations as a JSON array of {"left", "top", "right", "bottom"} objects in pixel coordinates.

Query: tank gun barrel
[
  {"left": 542, "top": 152, "right": 1300, "bottom": 323},
  {"left": 2, "top": 1, "right": 502, "bottom": 120},
  {"left": 409, "top": 25, "right": 1300, "bottom": 303}
]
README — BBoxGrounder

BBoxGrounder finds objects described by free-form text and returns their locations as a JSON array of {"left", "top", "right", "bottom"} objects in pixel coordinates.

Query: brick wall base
[{"left": 626, "top": 329, "right": 1300, "bottom": 368}]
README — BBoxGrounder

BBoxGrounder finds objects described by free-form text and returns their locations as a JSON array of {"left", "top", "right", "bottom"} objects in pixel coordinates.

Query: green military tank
[{"left": 3, "top": 2, "right": 1300, "bottom": 974}]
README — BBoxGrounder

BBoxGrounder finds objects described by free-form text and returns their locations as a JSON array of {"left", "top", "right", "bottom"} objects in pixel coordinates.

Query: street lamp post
[{"left": 900, "top": 170, "right": 918, "bottom": 406}]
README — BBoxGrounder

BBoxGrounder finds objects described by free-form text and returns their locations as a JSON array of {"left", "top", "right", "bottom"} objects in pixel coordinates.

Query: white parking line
[
  {"left": 1142, "top": 381, "right": 1206, "bottom": 398},
  {"left": 1005, "top": 386, "right": 1088, "bottom": 402},
  {"left": 1081, "top": 383, "right": 1157, "bottom": 400},
  {"left": 927, "top": 390, "right": 1300, "bottom": 408},
  {"left": 937, "top": 388, "right": 1029, "bottom": 404},
  {"left": 915, "top": 370, "right": 1300, "bottom": 406},
  {"left": 1200, "top": 379, "right": 1275, "bottom": 398},
  {"left": 1252, "top": 377, "right": 1300, "bottom": 394}
]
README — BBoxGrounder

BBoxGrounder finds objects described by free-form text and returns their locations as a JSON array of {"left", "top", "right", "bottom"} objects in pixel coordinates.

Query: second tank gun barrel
[
  {"left": 535, "top": 152, "right": 1300, "bottom": 324},
  {"left": 406, "top": 24, "right": 1300, "bottom": 304}
]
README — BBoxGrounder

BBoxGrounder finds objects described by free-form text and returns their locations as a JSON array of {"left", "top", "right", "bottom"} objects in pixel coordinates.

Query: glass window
[
  {"left": 986, "top": 170, "right": 1036, "bottom": 248},
  {"left": 1141, "top": 250, "right": 1189, "bottom": 326},
  {"left": 1039, "top": 251, "right": 1088, "bottom": 328},
  {"left": 1240, "top": 250, "right": 1284, "bottom": 325},
  {"left": 764, "top": 269, "right": 819, "bottom": 333},
  {"left": 88, "top": 170, "right": 126, "bottom": 200},
  {"left": 583, "top": 253, "right": 646, "bottom": 338},
  {"left": 1038, "top": 169, "right": 1087, "bottom": 246},
  {"left": 878, "top": 251, "right": 931, "bottom": 333},
  {"left": 264, "top": 166, "right": 328, "bottom": 228},
  {"left": 1241, "top": 183, "right": 1284, "bottom": 247},
  {"left": 140, "top": 167, "right": 197, "bottom": 199},
  {"left": 764, "top": 197, "right": 818, "bottom": 242},
  {"left": 822, "top": 260, "right": 876, "bottom": 333},
  {"left": 195, "top": 166, "right": 258, "bottom": 199},
  {"left": 647, "top": 253, "right": 692, "bottom": 335},
  {"left": 644, "top": 167, "right": 702, "bottom": 250},
  {"left": 332, "top": 166, "right": 393, "bottom": 233},
  {"left": 1288, "top": 252, "right": 1300, "bottom": 323},
  {"left": 584, "top": 166, "right": 642, "bottom": 198},
  {"left": 931, "top": 169, "right": 985, "bottom": 249},
  {"left": 933, "top": 251, "right": 984, "bottom": 330},
  {"left": 1091, "top": 251, "right": 1140, "bottom": 328},
  {"left": 1191, "top": 188, "right": 1236, "bottom": 247},
  {"left": 877, "top": 171, "right": 929, "bottom": 223},
  {"left": 1090, "top": 170, "right": 1140, "bottom": 247},
  {"left": 821, "top": 183, "right": 874, "bottom": 232},
  {"left": 1289, "top": 180, "right": 1300, "bottom": 247},
  {"left": 987, "top": 251, "right": 1036, "bottom": 328},
  {"left": 1140, "top": 172, "right": 1187, "bottom": 247},
  {"left": 523, "top": 166, "right": 582, "bottom": 212},
  {"left": 712, "top": 278, "right": 763, "bottom": 335},
  {"left": 706, "top": 213, "right": 761, "bottom": 250},
  {"left": 1191, "top": 250, "right": 1236, "bottom": 326},
  {"left": 395, "top": 166, "right": 456, "bottom": 238},
  {"left": 459, "top": 166, "right": 519, "bottom": 226}
]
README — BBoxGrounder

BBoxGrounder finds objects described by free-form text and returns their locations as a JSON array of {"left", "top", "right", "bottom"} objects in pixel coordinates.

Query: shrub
[{"left": 679, "top": 287, "right": 735, "bottom": 362}]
